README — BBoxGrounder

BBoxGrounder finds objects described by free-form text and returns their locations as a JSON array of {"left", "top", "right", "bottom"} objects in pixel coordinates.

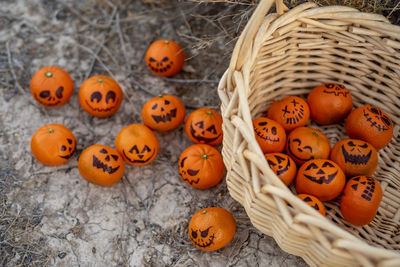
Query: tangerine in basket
[
  {"left": 286, "top": 126, "right": 331, "bottom": 166},
  {"left": 264, "top": 153, "right": 296, "bottom": 186},
  {"left": 307, "top": 83, "right": 353, "bottom": 125},
  {"left": 345, "top": 105, "right": 393, "bottom": 150},
  {"left": 178, "top": 144, "right": 225, "bottom": 189},
  {"left": 31, "top": 124, "right": 76, "bottom": 166},
  {"left": 297, "top": 194, "right": 326, "bottom": 216},
  {"left": 141, "top": 94, "right": 186, "bottom": 132},
  {"left": 30, "top": 66, "right": 74, "bottom": 107},
  {"left": 330, "top": 139, "right": 378, "bottom": 178},
  {"left": 296, "top": 159, "right": 346, "bottom": 201},
  {"left": 340, "top": 176, "right": 382, "bottom": 226},
  {"left": 115, "top": 124, "right": 159, "bottom": 165},
  {"left": 78, "top": 144, "right": 125, "bottom": 186},
  {"left": 145, "top": 39, "right": 185, "bottom": 77},
  {"left": 253, "top": 117, "right": 286, "bottom": 153},
  {"left": 188, "top": 207, "right": 236, "bottom": 251},
  {"left": 184, "top": 108, "right": 223, "bottom": 146},
  {"left": 267, "top": 96, "right": 310, "bottom": 132}
]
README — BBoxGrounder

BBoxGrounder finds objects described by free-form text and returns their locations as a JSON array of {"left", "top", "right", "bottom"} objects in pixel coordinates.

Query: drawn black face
[
  {"left": 148, "top": 57, "right": 173, "bottom": 73},
  {"left": 281, "top": 98, "right": 305, "bottom": 125},
  {"left": 303, "top": 161, "right": 338, "bottom": 185},
  {"left": 267, "top": 154, "right": 291, "bottom": 175},
  {"left": 363, "top": 106, "right": 392, "bottom": 132},
  {"left": 92, "top": 148, "right": 121, "bottom": 174},
  {"left": 350, "top": 176, "right": 376, "bottom": 201},
  {"left": 58, "top": 138, "right": 75, "bottom": 159},
  {"left": 189, "top": 121, "right": 222, "bottom": 144},
  {"left": 322, "top": 83, "right": 349, "bottom": 97},
  {"left": 302, "top": 196, "right": 321, "bottom": 211},
  {"left": 254, "top": 120, "right": 280, "bottom": 143},
  {"left": 179, "top": 156, "right": 200, "bottom": 185},
  {"left": 122, "top": 144, "right": 155, "bottom": 164},
  {"left": 190, "top": 227, "right": 215, "bottom": 248},
  {"left": 151, "top": 99, "right": 177, "bottom": 123},
  {"left": 34, "top": 86, "right": 64, "bottom": 106},
  {"left": 341, "top": 141, "right": 372, "bottom": 165},
  {"left": 287, "top": 138, "right": 313, "bottom": 162},
  {"left": 85, "top": 90, "right": 118, "bottom": 113}
]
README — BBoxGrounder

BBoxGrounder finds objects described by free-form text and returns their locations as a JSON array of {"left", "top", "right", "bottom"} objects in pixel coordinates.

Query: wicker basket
[{"left": 217, "top": 0, "right": 400, "bottom": 266}]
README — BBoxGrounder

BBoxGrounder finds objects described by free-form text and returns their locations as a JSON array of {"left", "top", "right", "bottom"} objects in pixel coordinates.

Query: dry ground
[{"left": 0, "top": 0, "right": 398, "bottom": 266}]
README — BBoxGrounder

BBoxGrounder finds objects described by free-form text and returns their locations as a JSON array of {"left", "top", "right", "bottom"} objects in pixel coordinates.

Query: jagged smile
[
  {"left": 122, "top": 149, "right": 155, "bottom": 164},
  {"left": 85, "top": 99, "right": 119, "bottom": 112},
  {"left": 92, "top": 155, "right": 120, "bottom": 174},
  {"left": 151, "top": 108, "right": 177, "bottom": 123},
  {"left": 341, "top": 145, "right": 372, "bottom": 165}
]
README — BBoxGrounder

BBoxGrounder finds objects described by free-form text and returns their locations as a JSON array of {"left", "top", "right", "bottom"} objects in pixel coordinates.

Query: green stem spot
[
  {"left": 98, "top": 78, "right": 104, "bottom": 83},
  {"left": 206, "top": 111, "right": 213, "bottom": 115},
  {"left": 45, "top": 72, "right": 53, "bottom": 78},
  {"left": 48, "top": 129, "right": 54, "bottom": 133},
  {"left": 202, "top": 154, "right": 209, "bottom": 160},
  {"left": 202, "top": 210, "right": 207, "bottom": 214},
  {"left": 312, "top": 131, "right": 319, "bottom": 137},
  {"left": 164, "top": 40, "right": 170, "bottom": 44}
]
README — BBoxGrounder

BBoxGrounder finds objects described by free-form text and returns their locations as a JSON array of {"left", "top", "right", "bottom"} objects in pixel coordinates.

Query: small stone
[{"left": 58, "top": 252, "right": 67, "bottom": 259}]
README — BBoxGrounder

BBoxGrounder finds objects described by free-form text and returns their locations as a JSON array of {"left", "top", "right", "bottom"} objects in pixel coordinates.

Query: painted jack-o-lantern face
[
  {"left": 178, "top": 144, "right": 224, "bottom": 189},
  {"left": 267, "top": 96, "right": 310, "bottom": 132},
  {"left": 345, "top": 105, "right": 393, "bottom": 150},
  {"left": 322, "top": 83, "right": 349, "bottom": 97},
  {"left": 184, "top": 108, "right": 223, "bottom": 146},
  {"left": 31, "top": 124, "right": 76, "bottom": 166},
  {"left": 340, "top": 176, "right": 382, "bottom": 226},
  {"left": 330, "top": 139, "right": 378, "bottom": 177},
  {"left": 188, "top": 207, "right": 236, "bottom": 251},
  {"left": 142, "top": 95, "right": 186, "bottom": 132},
  {"left": 79, "top": 75, "right": 123, "bottom": 117},
  {"left": 253, "top": 117, "right": 286, "bottom": 154},
  {"left": 264, "top": 153, "right": 296, "bottom": 186},
  {"left": 78, "top": 144, "right": 125, "bottom": 186},
  {"left": 297, "top": 194, "right": 326, "bottom": 216},
  {"left": 115, "top": 124, "right": 159, "bottom": 166},
  {"left": 286, "top": 127, "right": 331, "bottom": 165},
  {"left": 296, "top": 159, "right": 345, "bottom": 201},
  {"left": 145, "top": 39, "right": 185, "bottom": 77},
  {"left": 30, "top": 66, "right": 74, "bottom": 107}
]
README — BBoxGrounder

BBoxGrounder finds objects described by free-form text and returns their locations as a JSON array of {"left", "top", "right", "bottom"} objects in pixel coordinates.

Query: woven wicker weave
[{"left": 217, "top": 0, "right": 400, "bottom": 266}]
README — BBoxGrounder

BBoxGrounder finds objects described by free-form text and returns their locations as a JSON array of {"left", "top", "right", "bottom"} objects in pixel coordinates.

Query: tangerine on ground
[
  {"left": 142, "top": 94, "right": 186, "bottom": 132},
  {"left": 286, "top": 126, "right": 331, "bottom": 166},
  {"left": 178, "top": 144, "right": 225, "bottom": 189},
  {"left": 267, "top": 96, "right": 310, "bottom": 132},
  {"left": 295, "top": 159, "right": 346, "bottom": 201},
  {"left": 145, "top": 39, "right": 185, "bottom": 77},
  {"left": 78, "top": 144, "right": 125, "bottom": 186},
  {"left": 253, "top": 117, "right": 286, "bottom": 153},
  {"left": 30, "top": 66, "right": 74, "bottom": 107},
  {"left": 265, "top": 153, "right": 296, "bottom": 186},
  {"left": 184, "top": 108, "right": 223, "bottom": 146},
  {"left": 31, "top": 124, "right": 76, "bottom": 166},
  {"left": 307, "top": 83, "right": 353, "bottom": 125},
  {"left": 345, "top": 105, "right": 393, "bottom": 150},
  {"left": 330, "top": 139, "right": 378, "bottom": 178},
  {"left": 340, "top": 176, "right": 382, "bottom": 226},
  {"left": 115, "top": 124, "right": 159, "bottom": 166},
  {"left": 188, "top": 207, "right": 236, "bottom": 251}
]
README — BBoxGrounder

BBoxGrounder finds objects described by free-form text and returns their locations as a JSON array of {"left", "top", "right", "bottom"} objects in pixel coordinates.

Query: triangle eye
[
  {"left": 194, "top": 121, "right": 204, "bottom": 129},
  {"left": 111, "top": 154, "right": 119, "bottom": 161},
  {"left": 306, "top": 163, "right": 318, "bottom": 170},
  {"left": 149, "top": 57, "right": 156, "bottom": 62},
  {"left": 206, "top": 125, "right": 217, "bottom": 134},
  {"left": 322, "top": 161, "right": 334, "bottom": 168},
  {"left": 267, "top": 159, "right": 276, "bottom": 167},
  {"left": 161, "top": 57, "right": 169, "bottom": 62},
  {"left": 152, "top": 103, "right": 158, "bottom": 110},
  {"left": 141, "top": 145, "right": 151, "bottom": 153},
  {"left": 129, "top": 145, "right": 139, "bottom": 154},
  {"left": 275, "top": 155, "right": 285, "bottom": 164}
]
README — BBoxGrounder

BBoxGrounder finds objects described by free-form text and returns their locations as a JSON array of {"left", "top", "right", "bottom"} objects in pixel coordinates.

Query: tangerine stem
[
  {"left": 202, "top": 154, "right": 209, "bottom": 160},
  {"left": 45, "top": 72, "right": 53, "bottom": 78},
  {"left": 48, "top": 129, "right": 54, "bottom": 133}
]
